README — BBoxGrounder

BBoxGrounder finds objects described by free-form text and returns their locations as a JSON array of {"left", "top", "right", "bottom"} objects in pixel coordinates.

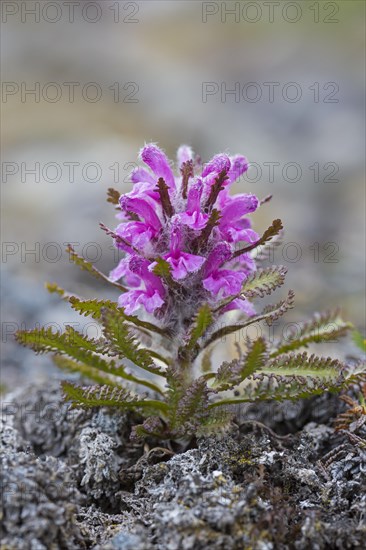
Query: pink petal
[
  {"left": 141, "top": 144, "right": 175, "bottom": 189},
  {"left": 141, "top": 290, "right": 165, "bottom": 313},
  {"left": 227, "top": 155, "right": 249, "bottom": 185},
  {"left": 178, "top": 210, "right": 208, "bottom": 230},
  {"left": 166, "top": 252, "right": 205, "bottom": 280},
  {"left": 177, "top": 145, "right": 194, "bottom": 168},
  {"left": 116, "top": 221, "right": 154, "bottom": 249},
  {"left": 130, "top": 257, "right": 166, "bottom": 296},
  {"left": 202, "top": 154, "right": 231, "bottom": 177},
  {"left": 131, "top": 167, "right": 156, "bottom": 185},
  {"left": 127, "top": 181, "right": 160, "bottom": 201},
  {"left": 118, "top": 288, "right": 164, "bottom": 315},
  {"left": 220, "top": 194, "right": 259, "bottom": 224},
  {"left": 118, "top": 290, "right": 144, "bottom": 315},
  {"left": 109, "top": 258, "right": 141, "bottom": 287},
  {"left": 119, "top": 196, "right": 162, "bottom": 233},
  {"left": 203, "top": 243, "right": 232, "bottom": 277},
  {"left": 223, "top": 298, "right": 256, "bottom": 316},
  {"left": 223, "top": 226, "right": 259, "bottom": 244},
  {"left": 203, "top": 270, "right": 245, "bottom": 297}
]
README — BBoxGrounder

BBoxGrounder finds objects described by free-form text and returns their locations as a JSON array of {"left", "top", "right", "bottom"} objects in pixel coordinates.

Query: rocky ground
[{"left": 1, "top": 381, "right": 365, "bottom": 550}]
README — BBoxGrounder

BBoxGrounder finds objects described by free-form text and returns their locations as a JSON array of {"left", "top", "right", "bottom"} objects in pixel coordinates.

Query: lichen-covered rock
[
  {"left": 0, "top": 425, "right": 85, "bottom": 549},
  {"left": 112, "top": 428, "right": 366, "bottom": 549},
  {"left": 77, "top": 427, "right": 120, "bottom": 503},
  {"left": 4, "top": 381, "right": 94, "bottom": 457},
  {"left": 4, "top": 382, "right": 144, "bottom": 510},
  {"left": 1, "top": 382, "right": 365, "bottom": 549}
]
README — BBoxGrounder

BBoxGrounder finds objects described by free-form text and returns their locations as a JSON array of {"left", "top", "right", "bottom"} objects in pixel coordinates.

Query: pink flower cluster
[{"left": 110, "top": 144, "right": 260, "bottom": 320}]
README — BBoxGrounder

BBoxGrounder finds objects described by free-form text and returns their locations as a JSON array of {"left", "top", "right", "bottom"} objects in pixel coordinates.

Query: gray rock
[
  {"left": 0, "top": 433, "right": 84, "bottom": 549},
  {"left": 1, "top": 382, "right": 366, "bottom": 549}
]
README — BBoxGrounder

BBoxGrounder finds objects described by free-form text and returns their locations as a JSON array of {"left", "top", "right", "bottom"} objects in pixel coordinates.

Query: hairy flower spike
[
  {"left": 111, "top": 144, "right": 259, "bottom": 326},
  {"left": 17, "top": 143, "right": 360, "bottom": 442}
]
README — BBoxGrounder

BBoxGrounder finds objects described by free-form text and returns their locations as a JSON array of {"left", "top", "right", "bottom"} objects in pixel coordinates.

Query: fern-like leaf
[
  {"left": 62, "top": 382, "right": 168, "bottom": 413},
  {"left": 187, "top": 304, "right": 214, "bottom": 350},
  {"left": 241, "top": 266, "right": 287, "bottom": 298},
  {"left": 45, "top": 282, "right": 77, "bottom": 300},
  {"left": 260, "top": 289, "right": 295, "bottom": 325},
  {"left": 261, "top": 352, "right": 343, "bottom": 379},
  {"left": 213, "top": 337, "right": 268, "bottom": 391},
  {"left": 16, "top": 326, "right": 106, "bottom": 367},
  {"left": 233, "top": 219, "right": 283, "bottom": 258},
  {"left": 210, "top": 353, "right": 355, "bottom": 408},
  {"left": 204, "top": 290, "right": 295, "bottom": 348},
  {"left": 54, "top": 354, "right": 163, "bottom": 394},
  {"left": 165, "top": 367, "right": 186, "bottom": 430},
  {"left": 100, "top": 308, "right": 164, "bottom": 376},
  {"left": 69, "top": 297, "right": 167, "bottom": 336},
  {"left": 175, "top": 377, "right": 211, "bottom": 429},
  {"left": 17, "top": 321, "right": 164, "bottom": 393},
  {"left": 210, "top": 375, "right": 334, "bottom": 407},
  {"left": 254, "top": 229, "right": 284, "bottom": 263},
  {"left": 66, "top": 244, "right": 126, "bottom": 292},
  {"left": 271, "top": 310, "right": 353, "bottom": 357},
  {"left": 342, "top": 361, "right": 366, "bottom": 386},
  {"left": 16, "top": 325, "right": 158, "bottom": 389},
  {"left": 53, "top": 355, "right": 120, "bottom": 387},
  {"left": 107, "top": 187, "right": 121, "bottom": 205},
  {"left": 195, "top": 408, "right": 234, "bottom": 437}
]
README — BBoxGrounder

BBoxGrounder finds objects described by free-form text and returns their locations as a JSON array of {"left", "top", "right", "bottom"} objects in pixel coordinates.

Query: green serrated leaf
[
  {"left": 100, "top": 308, "right": 163, "bottom": 376},
  {"left": 342, "top": 361, "right": 366, "bottom": 386},
  {"left": 53, "top": 355, "right": 120, "bottom": 387},
  {"left": 54, "top": 353, "right": 164, "bottom": 394},
  {"left": 237, "top": 337, "right": 268, "bottom": 378},
  {"left": 16, "top": 325, "right": 145, "bottom": 386},
  {"left": 271, "top": 310, "right": 353, "bottom": 357},
  {"left": 45, "top": 282, "right": 71, "bottom": 299},
  {"left": 151, "top": 257, "right": 177, "bottom": 289},
  {"left": 233, "top": 219, "right": 283, "bottom": 258},
  {"left": 16, "top": 326, "right": 105, "bottom": 367},
  {"left": 69, "top": 297, "right": 116, "bottom": 319},
  {"left": 62, "top": 382, "right": 168, "bottom": 413},
  {"left": 261, "top": 352, "right": 343, "bottom": 379},
  {"left": 195, "top": 408, "right": 234, "bottom": 437},
  {"left": 211, "top": 372, "right": 340, "bottom": 407},
  {"left": 241, "top": 266, "right": 287, "bottom": 298},
  {"left": 175, "top": 377, "right": 210, "bottom": 428},
  {"left": 210, "top": 353, "right": 354, "bottom": 409},
  {"left": 66, "top": 244, "right": 126, "bottom": 292},
  {"left": 165, "top": 367, "right": 186, "bottom": 429},
  {"left": 107, "top": 187, "right": 121, "bottom": 205},
  {"left": 69, "top": 297, "right": 167, "bottom": 337},
  {"left": 213, "top": 337, "right": 268, "bottom": 391},
  {"left": 187, "top": 304, "right": 214, "bottom": 350},
  {"left": 203, "top": 290, "right": 295, "bottom": 349}
]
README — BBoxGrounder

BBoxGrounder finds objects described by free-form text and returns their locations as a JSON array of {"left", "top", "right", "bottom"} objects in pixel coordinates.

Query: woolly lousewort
[
  {"left": 16, "top": 143, "right": 361, "bottom": 441},
  {"left": 110, "top": 144, "right": 259, "bottom": 327}
]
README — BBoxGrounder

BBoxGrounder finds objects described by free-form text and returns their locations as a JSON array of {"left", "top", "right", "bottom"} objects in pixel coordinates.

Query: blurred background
[{"left": 1, "top": 0, "right": 365, "bottom": 389}]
